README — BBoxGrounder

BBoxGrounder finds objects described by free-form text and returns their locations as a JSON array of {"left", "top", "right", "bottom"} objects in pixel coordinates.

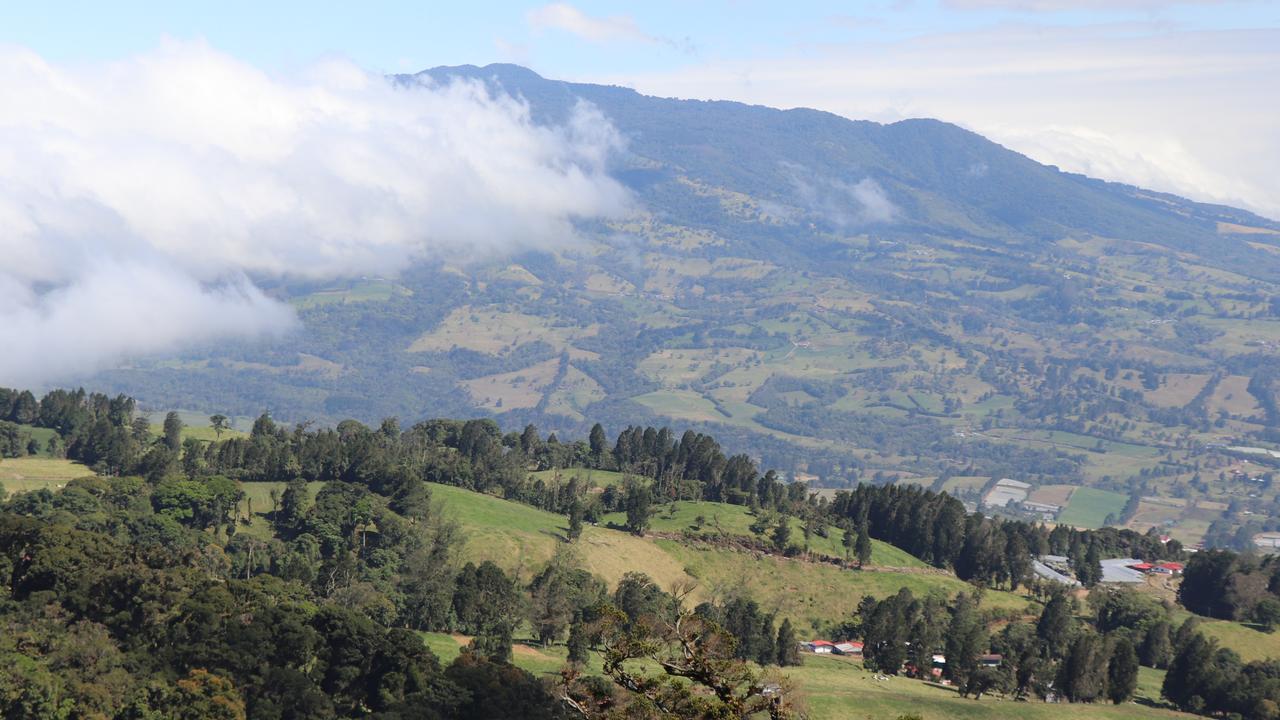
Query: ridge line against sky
[{"left": 2, "top": 0, "right": 1278, "bottom": 218}]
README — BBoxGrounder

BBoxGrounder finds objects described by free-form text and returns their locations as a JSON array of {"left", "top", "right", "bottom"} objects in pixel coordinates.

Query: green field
[
  {"left": 292, "top": 279, "right": 410, "bottom": 309},
  {"left": 235, "top": 481, "right": 327, "bottom": 539},
  {"left": 529, "top": 467, "right": 630, "bottom": 488},
  {"left": 1194, "top": 616, "right": 1280, "bottom": 663},
  {"left": 420, "top": 632, "right": 1188, "bottom": 720},
  {"left": 0, "top": 457, "right": 94, "bottom": 496},
  {"left": 425, "top": 483, "right": 1030, "bottom": 631},
  {"left": 144, "top": 410, "right": 251, "bottom": 442},
  {"left": 1058, "top": 488, "right": 1128, "bottom": 529},
  {"left": 11, "top": 424, "right": 59, "bottom": 456},
  {"left": 601, "top": 500, "right": 927, "bottom": 568}
]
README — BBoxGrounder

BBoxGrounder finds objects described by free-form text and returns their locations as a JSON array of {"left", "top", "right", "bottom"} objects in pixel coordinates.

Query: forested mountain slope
[{"left": 86, "top": 65, "right": 1280, "bottom": 546}]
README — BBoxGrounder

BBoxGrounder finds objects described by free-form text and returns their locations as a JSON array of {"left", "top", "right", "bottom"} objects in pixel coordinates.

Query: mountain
[{"left": 90, "top": 64, "right": 1280, "bottom": 546}]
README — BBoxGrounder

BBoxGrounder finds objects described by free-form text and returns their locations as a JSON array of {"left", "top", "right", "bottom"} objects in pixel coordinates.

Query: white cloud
[
  {"left": 0, "top": 263, "right": 295, "bottom": 389},
  {"left": 597, "top": 24, "right": 1280, "bottom": 220},
  {"left": 527, "top": 3, "right": 650, "bottom": 44},
  {"left": 783, "top": 164, "right": 899, "bottom": 227},
  {"left": 0, "top": 40, "right": 631, "bottom": 387}
]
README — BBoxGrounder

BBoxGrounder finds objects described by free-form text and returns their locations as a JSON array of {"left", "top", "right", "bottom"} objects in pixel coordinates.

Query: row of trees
[
  {"left": 2, "top": 386, "right": 1193, "bottom": 597},
  {"left": 848, "top": 584, "right": 1212, "bottom": 705}
]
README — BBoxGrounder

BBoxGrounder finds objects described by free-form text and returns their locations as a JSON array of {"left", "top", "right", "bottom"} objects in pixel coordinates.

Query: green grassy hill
[
  {"left": 425, "top": 482, "right": 1030, "bottom": 631},
  {"left": 602, "top": 499, "right": 927, "bottom": 567}
]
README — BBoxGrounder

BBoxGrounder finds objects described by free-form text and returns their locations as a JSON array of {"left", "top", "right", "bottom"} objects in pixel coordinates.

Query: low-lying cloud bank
[{"left": 0, "top": 41, "right": 630, "bottom": 387}]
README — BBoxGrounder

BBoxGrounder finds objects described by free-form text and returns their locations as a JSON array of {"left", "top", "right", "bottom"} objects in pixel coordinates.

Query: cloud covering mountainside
[{"left": 0, "top": 42, "right": 629, "bottom": 386}]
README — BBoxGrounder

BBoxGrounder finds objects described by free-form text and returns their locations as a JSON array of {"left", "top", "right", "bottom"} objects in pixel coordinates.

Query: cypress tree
[
  {"left": 855, "top": 522, "right": 873, "bottom": 568},
  {"left": 567, "top": 499, "right": 584, "bottom": 541},
  {"left": 1140, "top": 621, "right": 1172, "bottom": 669},
  {"left": 1036, "top": 590, "right": 1076, "bottom": 660},
  {"left": 1107, "top": 638, "right": 1139, "bottom": 704},
  {"left": 1058, "top": 632, "right": 1108, "bottom": 703},
  {"left": 567, "top": 615, "right": 590, "bottom": 665},
  {"left": 163, "top": 411, "right": 183, "bottom": 452},
  {"left": 776, "top": 618, "right": 801, "bottom": 667}
]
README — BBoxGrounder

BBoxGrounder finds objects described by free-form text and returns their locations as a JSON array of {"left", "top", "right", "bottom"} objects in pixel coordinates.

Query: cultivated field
[{"left": 1058, "top": 487, "right": 1128, "bottom": 529}]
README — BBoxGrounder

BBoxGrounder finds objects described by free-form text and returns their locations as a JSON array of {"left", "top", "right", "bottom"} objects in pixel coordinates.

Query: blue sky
[
  {"left": 4, "top": 1, "right": 1276, "bottom": 76},
  {"left": 1, "top": 1, "right": 1278, "bottom": 216}
]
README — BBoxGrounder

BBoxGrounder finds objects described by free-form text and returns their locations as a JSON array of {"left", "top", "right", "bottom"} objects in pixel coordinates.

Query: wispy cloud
[
  {"left": 528, "top": 3, "right": 651, "bottom": 43},
  {"left": 527, "top": 3, "right": 697, "bottom": 53},
  {"left": 0, "top": 40, "right": 631, "bottom": 387}
]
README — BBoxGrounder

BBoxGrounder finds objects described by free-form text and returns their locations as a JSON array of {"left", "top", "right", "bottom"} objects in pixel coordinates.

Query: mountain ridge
[{"left": 413, "top": 63, "right": 1279, "bottom": 261}]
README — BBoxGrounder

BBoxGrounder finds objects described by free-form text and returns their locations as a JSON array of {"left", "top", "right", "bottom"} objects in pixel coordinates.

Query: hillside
[
  {"left": 413, "top": 483, "right": 1028, "bottom": 628},
  {"left": 82, "top": 64, "right": 1280, "bottom": 547}
]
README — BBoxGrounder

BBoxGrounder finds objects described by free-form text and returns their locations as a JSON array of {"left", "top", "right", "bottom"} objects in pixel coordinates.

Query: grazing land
[{"left": 0, "top": 457, "right": 93, "bottom": 496}]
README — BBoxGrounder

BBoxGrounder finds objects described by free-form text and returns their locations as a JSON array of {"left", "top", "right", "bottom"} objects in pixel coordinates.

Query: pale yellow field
[
  {"left": 407, "top": 305, "right": 599, "bottom": 358},
  {"left": 1206, "top": 374, "right": 1261, "bottom": 417},
  {"left": 543, "top": 365, "right": 607, "bottom": 420},
  {"left": 459, "top": 357, "right": 562, "bottom": 411},
  {"left": 0, "top": 457, "right": 94, "bottom": 496},
  {"left": 1145, "top": 373, "right": 1211, "bottom": 408}
]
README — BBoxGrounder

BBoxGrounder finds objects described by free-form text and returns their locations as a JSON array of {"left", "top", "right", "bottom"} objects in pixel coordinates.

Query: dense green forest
[{"left": 4, "top": 386, "right": 1280, "bottom": 718}]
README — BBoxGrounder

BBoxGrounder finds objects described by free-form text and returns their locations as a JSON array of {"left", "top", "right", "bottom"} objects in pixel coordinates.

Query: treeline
[
  {"left": 847, "top": 584, "right": 1210, "bottom": 706},
  {"left": 1, "top": 386, "right": 1187, "bottom": 594},
  {"left": 826, "top": 483, "right": 1180, "bottom": 588}
]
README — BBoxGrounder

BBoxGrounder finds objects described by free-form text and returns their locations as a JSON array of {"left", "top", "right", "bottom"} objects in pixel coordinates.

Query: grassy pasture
[
  {"left": 1144, "top": 373, "right": 1211, "bottom": 408},
  {"left": 235, "top": 481, "right": 326, "bottom": 539},
  {"left": 459, "top": 357, "right": 561, "bottom": 411},
  {"left": 144, "top": 410, "right": 250, "bottom": 441},
  {"left": 0, "top": 457, "right": 94, "bottom": 496},
  {"left": 417, "top": 634, "right": 1185, "bottom": 720},
  {"left": 1058, "top": 487, "right": 1128, "bottom": 528},
  {"left": 291, "top": 279, "right": 410, "bottom": 309},
  {"left": 529, "top": 467, "right": 630, "bottom": 488},
  {"left": 427, "top": 482, "right": 694, "bottom": 591},
  {"left": 1207, "top": 374, "right": 1262, "bottom": 417},
  {"left": 423, "top": 483, "right": 1030, "bottom": 631},
  {"left": 407, "top": 305, "right": 598, "bottom": 358},
  {"left": 542, "top": 365, "right": 607, "bottom": 420},
  {"left": 602, "top": 500, "right": 926, "bottom": 568}
]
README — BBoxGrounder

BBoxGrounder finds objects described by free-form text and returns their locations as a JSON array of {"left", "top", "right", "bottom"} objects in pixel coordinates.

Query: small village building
[
  {"left": 803, "top": 640, "right": 835, "bottom": 654},
  {"left": 980, "top": 654, "right": 1002, "bottom": 667}
]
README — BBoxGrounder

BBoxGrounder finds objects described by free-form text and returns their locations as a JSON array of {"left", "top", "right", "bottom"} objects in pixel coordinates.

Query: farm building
[
  {"left": 1255, "top": 532, "right": 1280, "bottom": 550},
  {"left": 802, "top": 640, "right": 835, "bottom": 654},
  {"left": 980, "top": 654, "right": 1003, "bottom": 667},
  {"left": 982, "top": 479, "right": 1031, "bottom": 509},
  {"left": 833, "top": 642, "right": 863, "bottom": 656},
  {"left": 1100, "top": 558, "right": 1146, "bottom": 583},
  {"left": 1021, "top": 500, "right": 1061, "bottom": 520}
]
